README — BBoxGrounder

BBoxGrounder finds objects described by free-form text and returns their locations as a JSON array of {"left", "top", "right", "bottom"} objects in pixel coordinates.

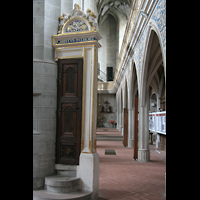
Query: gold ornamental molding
[
  {"left": 52, "top": 4, "right": 102, "bottom": 61},
  {"left": 52, "top": 4, "right": 102, "bottom": 154}
]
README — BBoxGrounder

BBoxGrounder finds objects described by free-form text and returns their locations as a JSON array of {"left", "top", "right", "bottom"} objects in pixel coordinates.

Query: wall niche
[{"left": 97, "top": 94, "right": 116, "bottom": 128}]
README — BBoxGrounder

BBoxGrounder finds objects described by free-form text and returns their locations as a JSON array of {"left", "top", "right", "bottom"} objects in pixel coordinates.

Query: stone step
[
  {"left": 33, "top": 190, "right": 92, "bottom": 200},
  {"left": 45, "top": 175, "right": 80, "bottom": 193},
  {"left": 55, "top": 165, "right": 77, "bottom": 171},
  {"left": 55, "top": 164, "right": 77, "bottom": 177},
  {"left": 96, "top": 135, "right": 123, "bottom": 141},
  {"left": 57, "top": 170, "right": 76, "bottom": 176}
]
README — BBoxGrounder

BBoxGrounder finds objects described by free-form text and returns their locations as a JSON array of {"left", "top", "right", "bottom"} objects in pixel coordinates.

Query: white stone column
[
  {"left": 138, "top": 104, "right": 150, "bottom": 161},
  {"left": 116, "top": 91, "right": 119, "bottom": 130},
  {"left": 121, "top": 88, "right": 124, "bottom": 135},
  {"left": 137, "top": 80, "right": 150, "bottom": 161},
  {"left": 128, "top": 109, "right": 134, "bottom": 147},
  {"left": 77, "top": 45, "right": 100, "bottom": 200},
  {"left": 127, "top": 73, "right": 133, "bottom": 148},
  {"left": 118, "top": 89, "right": 122, "bottom": 132},
  {"left": 78, "top": 152, "right": 99, "bottom": 199}
]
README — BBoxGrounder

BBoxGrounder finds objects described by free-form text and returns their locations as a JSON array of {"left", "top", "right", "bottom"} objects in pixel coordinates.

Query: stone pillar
[
  {"left": 121, "top": 88, "right": 124, "bottom": 135},
  {"left": 61, "top": 0, "right": 73, "bottom": 15},
  {"left": 33, "top": 0, "right": 60, "bottom": 189},
  {"left": 116, "top": 91, "right": 119, "bottom": 129},
  {"left": 128, "top": 109, "right": 134, "bottom": 147},
  {"left": 118, "top": 89, "right": 122, "bottom": 132},
  {"left": 77, "top": 44, "right": 100, "bottom": 200},
  {"left": 138, "top": 104, "right": 150, "bottom": 161}
]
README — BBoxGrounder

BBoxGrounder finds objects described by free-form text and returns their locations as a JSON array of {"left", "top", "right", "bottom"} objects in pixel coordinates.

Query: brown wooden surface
[
  {"left": 123, "top": 108, "right": 128, "bottom": 147},
  {"left": 56, "top": 59, "right": 83, "bottom": 165},
  {"left": 133, "top": 97, "right": 138, "bottom": 160}
]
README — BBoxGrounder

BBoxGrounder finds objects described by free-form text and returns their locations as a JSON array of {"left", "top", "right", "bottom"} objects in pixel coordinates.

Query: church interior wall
[
  {"left": 116, "top": 0, "right": 166, "bottom": 107},
  {"left": 33, "top": 64, "right": 57, "bottom": 190},
  {"left": 98, "top": 14, "right": 118, "bottom": 80},
  {"left": 33, "top": 0, "right": 166, "bottom": 194},
  {"left": 33, "top": 0, "right": 61, "bottom": 190},
  {"left": 114, "top": 0, "right": 166, "bottom": 158},
  {"left": 61, "top": 0, "right": 73, "bottom": 14},
  {"left": 33, "top": 0, "right": 102, "bottom": 192},
  {"left": 72, "top": 0, "right": 98, "bottom": 15},
  {"left": 97, "top": 0, "right": 129, "bottom": 81},
  {"left": 97, "top": 94, "right": 117, "bottom": 128},
  {"left": 33, "top": 0, "right": 45, "bottom": 61}
]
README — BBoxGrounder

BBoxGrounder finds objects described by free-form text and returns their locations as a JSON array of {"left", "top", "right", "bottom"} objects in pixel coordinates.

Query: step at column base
[{"left": 33, "top": 190, "right": 92, "bottom": 200}]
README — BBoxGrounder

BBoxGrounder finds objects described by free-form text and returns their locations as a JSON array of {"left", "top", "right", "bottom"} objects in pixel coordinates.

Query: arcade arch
[{"left": 138, "top": 28, "right": 165, "bottom": 161}]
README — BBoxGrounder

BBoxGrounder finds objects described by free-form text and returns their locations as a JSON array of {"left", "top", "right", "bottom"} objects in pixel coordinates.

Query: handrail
[{"left": 98, "top": 69, "right": 113, "bottom": 82}]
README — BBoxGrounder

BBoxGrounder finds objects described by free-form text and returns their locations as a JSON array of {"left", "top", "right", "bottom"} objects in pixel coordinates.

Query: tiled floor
[
  {"left": 96, "top": 128, "right": 166, "bottom": 200},
  {"left": 97, "top": 128, "right": 122, "bottom": 135}
]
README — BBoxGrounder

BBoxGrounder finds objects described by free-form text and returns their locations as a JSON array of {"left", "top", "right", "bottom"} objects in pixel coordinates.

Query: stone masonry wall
[
  {"left": 33, "top": 0, "right": 100, "bottom": 190},
  {"left": 33, "top": 0, "right": 60, "bottom": 190}
]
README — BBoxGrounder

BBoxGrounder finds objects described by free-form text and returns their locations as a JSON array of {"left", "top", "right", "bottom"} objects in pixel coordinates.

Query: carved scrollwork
[{"left": 57, "top": 3, "right": 98, "bottom": 34}]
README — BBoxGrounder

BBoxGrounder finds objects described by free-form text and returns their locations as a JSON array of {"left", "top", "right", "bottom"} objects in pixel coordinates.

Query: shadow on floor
[{"left": 97, "top": 197, "right": 109, "bottom": 200}]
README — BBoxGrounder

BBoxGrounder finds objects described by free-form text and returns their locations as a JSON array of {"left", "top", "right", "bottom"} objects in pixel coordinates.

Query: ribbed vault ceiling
[{"left": 97, "top": 0, "right": 133, "bottom": 25}]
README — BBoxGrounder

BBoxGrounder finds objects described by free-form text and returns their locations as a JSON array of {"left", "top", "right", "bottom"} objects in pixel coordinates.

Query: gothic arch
[
  {"left": 129, "top": 59, "right": 139, "bottom": 108},
  {"left": 126, "top": 58, "right": 139, "bottom": 148},
  {"left": 97, "top": 0, "right": 129, "bottom": 27},
  {"left": 140, "top": 24, "right": 164, "bottom": 107},
  {"left": 137, "top": 21, "right": 166, "bottom": 161},
  {"left": 99, "top": 10, "right": 119, "bottom": 28},
  {"left": 148, "top": 19, "right": 166, "bottom": 78}
]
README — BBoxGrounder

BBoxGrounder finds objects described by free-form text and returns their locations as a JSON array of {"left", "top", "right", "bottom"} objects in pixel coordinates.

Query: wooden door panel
[
  {"left": 133, "top": 97, "right": 138, "bottom": 160},
  {"left": 56, "top": 59, "right": 83, "bottom": 165},
  {"left": 62, "top": 64, "right": 77, "bottom": 97},
  {"left": 123, "top": 108, "right": 128, "bottom": 147},
  {"left": 61, "top": 103, "right": 76, "bottom": 136},
  {"left": 60, "top": 143, "right": 76, "bottom": 164}
]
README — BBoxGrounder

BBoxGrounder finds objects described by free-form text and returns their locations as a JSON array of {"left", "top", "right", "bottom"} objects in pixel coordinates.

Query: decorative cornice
[
  {"left": 52, "top": 31, "right": 102, "bottom": 50},
  {"left": 52, "top": 4, "right": 102, "bottom": 57}
]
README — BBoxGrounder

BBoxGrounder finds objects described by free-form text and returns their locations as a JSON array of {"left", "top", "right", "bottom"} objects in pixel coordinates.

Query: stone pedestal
[
  {"left": 138, "top": 149, "right": 150, "bottom": 161},
  {"left": 77, "top": 153, "right": 99, "bottom": 200},
  {"left": 138, "top": 105, "right": 150, "bottom": 161},
  {"left": 128, "top": 139, "right": 133, "bottom": 148}
]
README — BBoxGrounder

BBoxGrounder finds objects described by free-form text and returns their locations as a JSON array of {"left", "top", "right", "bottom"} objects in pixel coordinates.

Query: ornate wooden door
[
  {"left": 123, "top": 108, "right": 128, "bottom": 147},
  {"left": 133, "top": 96, "right": 138, "bottom": 160},
  {"left": 56, "top": 59, "right": 83, "bottom": 165}
]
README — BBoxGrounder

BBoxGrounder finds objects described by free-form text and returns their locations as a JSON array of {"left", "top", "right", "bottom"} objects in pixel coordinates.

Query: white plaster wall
[
  {"left": 61, "top": 0, "right": 73, "bottom": 14},
  {"left": 98, "top": 14, "right": 118, "bottom": 79},
  {"left": 118, "top": 14, "right": 127, "bottom": 53},
  {"left": 71, "top": 0, "right": 98, "bottom": 14}
]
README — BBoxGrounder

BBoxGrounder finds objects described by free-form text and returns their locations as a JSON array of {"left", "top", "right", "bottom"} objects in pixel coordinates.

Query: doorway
[{"left": 56, "top": 59, "right": 83, "bottom": 165}]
